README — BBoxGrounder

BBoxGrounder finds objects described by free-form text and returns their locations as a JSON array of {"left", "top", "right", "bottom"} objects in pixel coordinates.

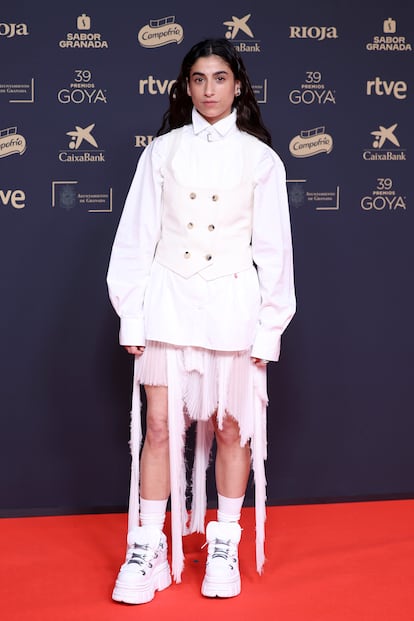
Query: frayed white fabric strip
[{"left": 127, "top": 356, "right": 143, "bottom": 533}]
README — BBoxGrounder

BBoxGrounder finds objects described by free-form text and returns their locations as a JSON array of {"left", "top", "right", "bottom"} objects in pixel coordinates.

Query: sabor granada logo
[
  {"left": 59, "top": 14, "right": 108, "bottom": 49},
  {"left": 0, "top": 126, "right": 26, "bottom": 158},
  {"left": 289, "top": 126, "right": 333, "bottom": 158},
  {"left": 366, "top": 18, "right": 412, "bottom": 51},
  {"left": 138, "top": 16, "right": 183, "bottom": 48}
]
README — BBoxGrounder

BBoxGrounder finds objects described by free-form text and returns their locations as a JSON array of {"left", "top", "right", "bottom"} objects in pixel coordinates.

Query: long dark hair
[{"left": 156, "top": 38, "right": 272, "bottom": 147}]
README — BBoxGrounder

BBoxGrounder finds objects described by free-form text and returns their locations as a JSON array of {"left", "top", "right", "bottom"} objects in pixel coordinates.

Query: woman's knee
[
  {"left": 144, "top": 385, "right": 169, "bottom": 449},
  {"left": 214, "top": 415, "right": 242, "bottom": 448}
]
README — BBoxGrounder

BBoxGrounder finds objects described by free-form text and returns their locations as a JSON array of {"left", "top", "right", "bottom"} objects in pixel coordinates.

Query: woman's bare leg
[{"left": 140, "top": 385, "right": 170, "bottom": 499}]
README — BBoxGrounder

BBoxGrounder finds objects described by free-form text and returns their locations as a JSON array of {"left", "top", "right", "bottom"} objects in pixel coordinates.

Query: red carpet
[{"left": 1, "top": 500, "right": 413, "bottom": 620}]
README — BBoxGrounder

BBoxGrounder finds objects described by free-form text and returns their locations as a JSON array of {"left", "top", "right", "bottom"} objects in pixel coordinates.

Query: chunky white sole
[
  {"left": 112, "top": 560, "right": 172, "bottom": 605},
  {"left": 201, "top": 574, "right": 241, "bottom": 598}
]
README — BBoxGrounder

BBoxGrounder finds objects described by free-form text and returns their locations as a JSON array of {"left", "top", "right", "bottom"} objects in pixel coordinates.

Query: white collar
[{"left": 192, "top": 108, "right": 237, "bottom": 140}]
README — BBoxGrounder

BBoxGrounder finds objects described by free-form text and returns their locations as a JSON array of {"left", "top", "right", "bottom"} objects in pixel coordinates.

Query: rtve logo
[
  {"left": 0, "top": 189, "right": 25, "bottom": 208},
  {"left": 138, "top": 76, "right": 175, "bottom": 95},
  {"left": 0, "top": 22, "right": 29, "bottom": 37},
  {"left": 366, "top": 77, "right": 407, "bottom": 100}
]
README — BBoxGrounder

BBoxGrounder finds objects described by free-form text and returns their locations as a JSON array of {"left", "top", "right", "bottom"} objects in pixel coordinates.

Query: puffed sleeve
[
  {"left": 251, "top": 147, "right": 296, "bottom": 361},
  {"left": 106, "top": 138, "right": 164, "bottom": 346}
]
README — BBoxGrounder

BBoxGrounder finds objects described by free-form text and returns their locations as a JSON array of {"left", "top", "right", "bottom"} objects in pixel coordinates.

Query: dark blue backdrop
[{"left": 1, "top": 0, "right": 413, "bottom": 516}]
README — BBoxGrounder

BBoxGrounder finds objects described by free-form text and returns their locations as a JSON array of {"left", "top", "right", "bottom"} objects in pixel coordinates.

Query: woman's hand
[
  {"left": 251, "top": 357, "right": 269, "bottom": 367},
  {"left": 124, "top": 346, "right": 145, "bottom": 356}
]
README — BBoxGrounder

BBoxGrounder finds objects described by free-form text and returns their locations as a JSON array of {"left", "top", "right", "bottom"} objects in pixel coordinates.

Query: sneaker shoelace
[
  {"left": 206, "top": 538, "right": 238, "bottom": 567},
  {"left": 127, "top": 543, "right": 157, "bottom": 574}
]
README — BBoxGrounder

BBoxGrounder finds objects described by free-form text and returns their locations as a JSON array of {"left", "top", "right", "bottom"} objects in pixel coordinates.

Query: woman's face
[{"left": 186, "top": 54, "right": 240, "bottom": 124}]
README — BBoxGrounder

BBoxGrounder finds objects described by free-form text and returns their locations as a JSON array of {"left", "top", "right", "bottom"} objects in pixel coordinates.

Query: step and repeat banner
[{"left": 1, "top": 1, "right": 413, "bottom": 515}]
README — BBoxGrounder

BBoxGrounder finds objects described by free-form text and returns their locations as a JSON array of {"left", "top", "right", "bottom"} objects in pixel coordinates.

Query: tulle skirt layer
[{"left": 127, "top": 340, "right": 269, "bottom": 582}]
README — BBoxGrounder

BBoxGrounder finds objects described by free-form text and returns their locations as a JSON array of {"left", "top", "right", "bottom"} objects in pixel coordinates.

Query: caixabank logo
[
  {"left": 360, "top": 177, "right": 406, "bottom": 212},
  {"left": 59, "top": 14, "right": 109, "bottom": 49},
  {"left": 363, "top": 123, "right": 406, "bottom": 161},
  {"left": 366, "top": 17, "right": 412, "bottom": 52},
  {"left": 138, "top": 15, "right": 183, "bottom": 48},
  {"left": 222, "top": 13, "right": 261, "bottom": 52},
  {"left": 58, "top": 123, "right": 105, "bottom": 162},
  {"left": 0, "top": 126, "right": 26, "bottom": 158}
]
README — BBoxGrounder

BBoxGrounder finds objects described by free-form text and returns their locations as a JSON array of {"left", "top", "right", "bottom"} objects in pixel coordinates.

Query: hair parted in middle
[{"left": 156, "top": 37, "right": 272, "bottom": 146}]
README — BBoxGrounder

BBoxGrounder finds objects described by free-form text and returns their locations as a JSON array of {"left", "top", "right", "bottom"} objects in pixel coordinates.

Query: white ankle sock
[
  {"left": 139, "top": 497, "right": 168, "bottom": 530},
  {"left": 217, "top": 493, "right": 244, "bottom": 523}
]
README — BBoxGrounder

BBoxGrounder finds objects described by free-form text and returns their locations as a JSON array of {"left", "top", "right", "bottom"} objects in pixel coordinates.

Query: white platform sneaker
[
  {"left": 112, "top": 525, "right": 172, "bottom": 605},
  {"left": 201, "top": 521, "right": 242, "bottom": 598}
]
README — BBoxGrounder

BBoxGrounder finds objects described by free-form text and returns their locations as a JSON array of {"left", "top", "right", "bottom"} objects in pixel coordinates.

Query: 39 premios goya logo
[
  {"left": 57, "top": 70, "right": 107, "bottom": 104},
  {"left": 58, "top": 123, "right": 105, "bottom": 162},
  {"left": 289, "top": 71, "right": 336, "bottom": 105},
  {"left": 59, "top": 14, "right": 108, "bottom": 49},
  {"left": 362, "top": 123, "right": 406, "bottom": 161},
  {"left": 360, "top": 178, "right": 406, "bottom": 212}
]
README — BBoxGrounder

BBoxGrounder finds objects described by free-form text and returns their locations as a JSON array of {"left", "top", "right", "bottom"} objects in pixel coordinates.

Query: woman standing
[{"left": 107, "top": 37, "right": 296, "bottom": 604}]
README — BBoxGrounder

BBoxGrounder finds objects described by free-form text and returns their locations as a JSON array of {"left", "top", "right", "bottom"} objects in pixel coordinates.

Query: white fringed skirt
[{"left": 127, "top": 340, "right": 269, "bottom": 583}]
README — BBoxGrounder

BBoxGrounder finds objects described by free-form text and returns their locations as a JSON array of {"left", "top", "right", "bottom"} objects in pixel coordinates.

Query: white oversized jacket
[{"left": 107, "top": 108, "right": 296, "bottom": 362}]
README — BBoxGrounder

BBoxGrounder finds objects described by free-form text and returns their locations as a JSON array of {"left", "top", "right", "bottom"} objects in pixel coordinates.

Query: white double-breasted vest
[{"left": 154, "top": 130, "right": 259, "bottom": 280}]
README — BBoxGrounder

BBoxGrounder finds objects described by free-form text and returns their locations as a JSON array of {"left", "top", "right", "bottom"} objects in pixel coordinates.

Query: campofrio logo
[
  {"left": 289, "top": 126, "right": 333, "bottom": 158},
  {"left": 0, "top": 126, "right": 26, "bottom": 158},
  {"left": 138, "top": 15, "right": 183, "bottom": 48}
]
